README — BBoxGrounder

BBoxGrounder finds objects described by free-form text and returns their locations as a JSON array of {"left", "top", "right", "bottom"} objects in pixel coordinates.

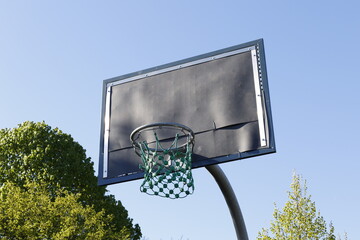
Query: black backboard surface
[{"left": 98, "top": 39, "right": 275, "bottom": 186}]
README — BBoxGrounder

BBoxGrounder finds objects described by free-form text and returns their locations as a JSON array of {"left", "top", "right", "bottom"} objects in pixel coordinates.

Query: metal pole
[{"left": 206, "top": 165, "right": 249, "bottom": 240}]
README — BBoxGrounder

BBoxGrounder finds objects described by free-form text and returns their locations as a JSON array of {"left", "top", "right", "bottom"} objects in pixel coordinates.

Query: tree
[
  {"left": 0, "top": 121, "right": 141, "bottom": 239},
  {"left": 257, "top": 173, "right": 337, "bottom": 240},
  {"left": 0, "top": 181, "right": 130, "bottom": 239}
]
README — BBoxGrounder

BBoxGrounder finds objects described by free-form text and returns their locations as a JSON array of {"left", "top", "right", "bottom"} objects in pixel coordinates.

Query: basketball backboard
[{"left": 98, "top": 39, "right": 275, "bottom": 186}]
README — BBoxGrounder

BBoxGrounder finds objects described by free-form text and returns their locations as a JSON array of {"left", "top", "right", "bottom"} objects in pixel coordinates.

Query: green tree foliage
[
  {"left": 257, "top": 173, "right": 337, "bottom": 240},
  {"left": 0, "top": 121, "right": 141, "bottom": 239},
  {"left": 0, "top": 181, "right": 130, "bottom": 239}
]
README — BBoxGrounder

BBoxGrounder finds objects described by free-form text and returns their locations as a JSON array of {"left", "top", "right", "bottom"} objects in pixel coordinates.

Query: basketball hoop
[{"left": 130, "top": 123, "right": 195, "bottom": 199}]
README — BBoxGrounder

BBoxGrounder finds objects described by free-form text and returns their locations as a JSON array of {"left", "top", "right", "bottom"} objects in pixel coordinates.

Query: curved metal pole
[{"left": 206, "top": 165, "right": 249, "bottom": 240}]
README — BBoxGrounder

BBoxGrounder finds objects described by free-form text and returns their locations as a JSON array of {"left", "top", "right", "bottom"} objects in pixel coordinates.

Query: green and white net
[{"left": 136, "top": 132, "right": 194, "bottom": 199}]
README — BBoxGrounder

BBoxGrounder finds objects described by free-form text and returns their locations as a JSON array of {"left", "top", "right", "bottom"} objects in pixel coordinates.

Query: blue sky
[{"left": 1, "top": 1, "right": 359, "bottom": 239}]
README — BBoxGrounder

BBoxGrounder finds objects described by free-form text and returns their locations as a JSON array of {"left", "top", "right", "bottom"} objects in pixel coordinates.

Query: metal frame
[{"left": 98, "top": 38, "right": 276, "bottom": 186}]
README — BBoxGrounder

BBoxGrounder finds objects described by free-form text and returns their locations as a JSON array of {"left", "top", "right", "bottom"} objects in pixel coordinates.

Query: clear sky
[{"left": 1, "top": 1, "right": 359, "bottom": 239}]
